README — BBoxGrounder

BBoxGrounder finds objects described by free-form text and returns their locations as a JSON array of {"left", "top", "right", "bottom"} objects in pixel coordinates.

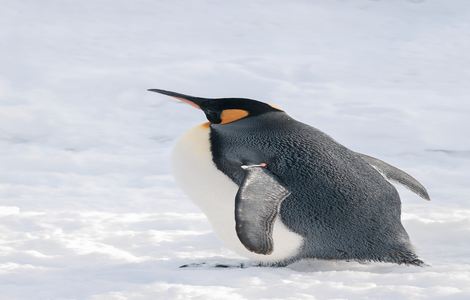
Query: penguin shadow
[
  {"left": 425, "top": 149, "right": 470, "bottom": 159},
  {"left": 287, "top": 259, "right": 429, "bottom": 274}
]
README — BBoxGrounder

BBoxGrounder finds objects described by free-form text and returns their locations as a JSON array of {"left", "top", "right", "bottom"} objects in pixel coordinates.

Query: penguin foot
[{"left": 179, "top": 262, "right": 260, "bottom": 269}]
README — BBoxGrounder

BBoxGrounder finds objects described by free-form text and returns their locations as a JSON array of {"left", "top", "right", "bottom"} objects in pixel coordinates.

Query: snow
[{"left": 1, "top": 0, "right": 470, "bottom": 299}]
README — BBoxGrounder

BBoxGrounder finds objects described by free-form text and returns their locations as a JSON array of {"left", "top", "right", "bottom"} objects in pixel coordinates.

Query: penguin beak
[
  {"left": 148, "top": 88, "right": 223, "bottom": 124},
  {"left": 147, "top": 89, "right": 205, "bottom": 109}
]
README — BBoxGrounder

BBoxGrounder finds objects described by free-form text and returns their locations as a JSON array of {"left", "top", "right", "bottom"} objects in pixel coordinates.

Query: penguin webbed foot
[{"left": 179, "top": 262, "right": 260, "bottom": 269}]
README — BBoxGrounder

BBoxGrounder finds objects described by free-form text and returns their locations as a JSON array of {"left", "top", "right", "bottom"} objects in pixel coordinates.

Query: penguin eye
[{"left": 205, "top": 111, "right": 222, "bottom": 124}]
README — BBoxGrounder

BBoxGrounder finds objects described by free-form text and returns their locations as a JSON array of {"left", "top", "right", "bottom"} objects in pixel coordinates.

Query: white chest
[{"left": 171, "top": 124, "right": 303, "bottom": 263}]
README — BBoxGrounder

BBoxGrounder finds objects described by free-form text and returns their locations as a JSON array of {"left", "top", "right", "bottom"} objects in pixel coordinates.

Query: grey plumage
[{"left": 211, "top": 111, "right": 427, "bottom": 266}]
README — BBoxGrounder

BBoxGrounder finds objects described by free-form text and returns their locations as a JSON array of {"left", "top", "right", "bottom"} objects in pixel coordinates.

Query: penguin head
[{"left": 148, "top": 89, "right": 282, "bottom": 125}]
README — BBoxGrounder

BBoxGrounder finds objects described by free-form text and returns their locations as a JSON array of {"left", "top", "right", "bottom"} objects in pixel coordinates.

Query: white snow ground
[{"left": 1, "top": 0, "right": 470, "bottom": 299}]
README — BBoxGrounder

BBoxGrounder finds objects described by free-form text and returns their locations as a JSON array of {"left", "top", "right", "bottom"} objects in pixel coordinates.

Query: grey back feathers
[{"left": 210, "top": 111, "right": 426, "bottom": 266}]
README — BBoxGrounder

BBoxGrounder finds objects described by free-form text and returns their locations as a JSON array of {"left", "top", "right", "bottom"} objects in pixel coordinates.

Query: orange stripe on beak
[{"left": 175, "top": 97, "right": 201, "bottom": 109}]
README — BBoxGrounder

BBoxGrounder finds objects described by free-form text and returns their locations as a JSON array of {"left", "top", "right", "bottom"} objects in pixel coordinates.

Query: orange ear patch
[{"left": 220, "top": 109, "right": 249, "bottom": 124}]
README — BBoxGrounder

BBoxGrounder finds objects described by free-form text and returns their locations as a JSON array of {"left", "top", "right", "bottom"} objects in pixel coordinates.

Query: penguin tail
[
  {"left": 403, "top": 257, "right": 427, "bottom": 267},
  {"left": 387, "top": 247, "right": 427, "bottom": 267}
]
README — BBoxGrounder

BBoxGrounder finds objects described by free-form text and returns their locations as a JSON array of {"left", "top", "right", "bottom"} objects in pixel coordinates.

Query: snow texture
[{"left": 1, "top": 0, "right": 470, "bottom": 299}]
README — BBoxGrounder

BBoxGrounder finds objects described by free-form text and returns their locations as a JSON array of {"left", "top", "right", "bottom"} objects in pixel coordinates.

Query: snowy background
[{"left": 1, "top": 0, "right": 470, "bottom": 299}]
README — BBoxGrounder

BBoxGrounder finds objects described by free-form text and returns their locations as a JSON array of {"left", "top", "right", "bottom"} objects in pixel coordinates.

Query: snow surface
[{"left": 1, "top": 0, "right": 470, "bottom": 299}]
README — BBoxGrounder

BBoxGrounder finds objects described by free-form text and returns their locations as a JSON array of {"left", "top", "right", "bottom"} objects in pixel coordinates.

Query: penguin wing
[
  {"left": 235, "top": 165, "right": 291, "bottom": 255},
  {"left": 357, "top": 153, "right": 430, "bottom": 200}
]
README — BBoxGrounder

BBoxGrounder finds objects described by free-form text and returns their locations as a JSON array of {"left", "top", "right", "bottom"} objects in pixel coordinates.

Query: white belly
[{"left": 171, "top": 124, "right": 303, "bottom": 263}]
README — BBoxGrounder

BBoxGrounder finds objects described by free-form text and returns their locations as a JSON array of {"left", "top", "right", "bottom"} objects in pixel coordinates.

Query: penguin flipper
[
  {"left": 235, "top": 164, "right": 291, "bottom": 255},
  {"left": 357, "top": 153, "right": 430, "bottom": 200}
]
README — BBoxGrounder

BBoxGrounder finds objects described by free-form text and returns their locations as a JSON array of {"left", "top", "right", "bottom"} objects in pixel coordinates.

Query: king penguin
[{"left": 149, "top": 89, "right": 430, "bottom": 266}]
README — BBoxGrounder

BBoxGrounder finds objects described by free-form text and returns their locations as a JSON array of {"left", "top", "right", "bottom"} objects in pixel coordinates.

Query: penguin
[{"left": 149, "top": 89, "right": 430, "bottom": 267}]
